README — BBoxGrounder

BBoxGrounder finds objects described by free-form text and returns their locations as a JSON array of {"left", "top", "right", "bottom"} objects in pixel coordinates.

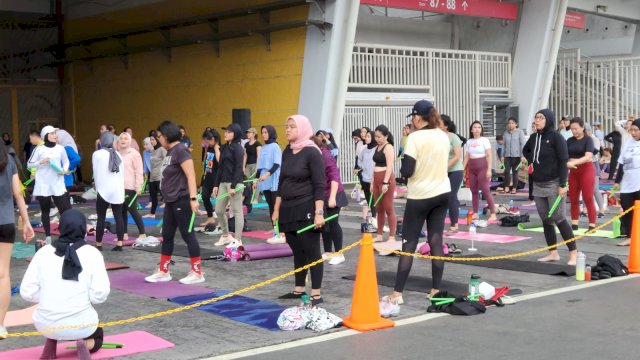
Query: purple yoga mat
[
  {"left": 244, "top": 243, "right": 290, "bottom": 252},
  {"left": 108, "top": 270, "right": 214, "bottom": 298},
  {"left": 246, "top": 248, "right": 293, "bottom": 260},
  {"left": 85, "top": 233, "right": 136, "bottom": 246}
]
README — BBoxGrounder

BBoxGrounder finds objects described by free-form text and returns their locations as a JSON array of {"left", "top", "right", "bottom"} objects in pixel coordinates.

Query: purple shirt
[{"left": 321, "top": 147, "right": 344, "bottom": 199}]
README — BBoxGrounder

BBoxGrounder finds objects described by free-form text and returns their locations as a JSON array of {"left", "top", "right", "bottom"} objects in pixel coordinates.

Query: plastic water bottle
[
  {"left": 469, "top": 222, "right": 477, "bottom": 236},
  {"left": 575, "top": 252, "right": 586, "bottom": 281},
  {"left": 509, "top": 199, "right": 514, "bottom": 209},
  {"left": 230, "top": 247, "right": 238, "bottom": 264},
  {"left": 468, "top": 274, "right": 481, "bottom": 296},
  {"left": 585, "top": 264, "right": 592, "bottom": 281}
]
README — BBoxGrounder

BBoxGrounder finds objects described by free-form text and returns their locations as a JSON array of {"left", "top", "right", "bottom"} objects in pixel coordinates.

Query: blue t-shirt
[{"left": 256, "top": 142, "right": 281, "bottom": 192}]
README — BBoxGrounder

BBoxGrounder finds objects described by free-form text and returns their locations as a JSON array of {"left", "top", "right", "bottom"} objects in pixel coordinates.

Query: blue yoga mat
[
  {"left": 168, "top": 290, "right": 285, "bottom": 331},
  {"left": 107, "top": 215, "right": 162, "bottom": 226}
]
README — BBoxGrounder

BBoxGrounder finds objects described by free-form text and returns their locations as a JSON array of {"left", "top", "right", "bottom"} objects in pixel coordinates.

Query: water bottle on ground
[
  {"left": 575, "top": 252, "right": 586, "bottom": 281},
  {"left": 468, "top": 274, "right": 481, "bottom": 296},
  {"left": 230, "top": 246, "right": 238, "bottom": 264},
  {"left": 469, "top": 222, "right": 477, "bottom": 236}
]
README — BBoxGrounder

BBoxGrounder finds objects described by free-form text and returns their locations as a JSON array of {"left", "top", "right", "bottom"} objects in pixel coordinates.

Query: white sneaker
[
  {"left": 145, "top": 270, "right": 172, "bottom": 283},
  {"left": 267, "top": 235, "right": 286, "bottom": 244},
  {"left": 88, "top": 214, "right": 98, "bottom": 220},
  {"left": 328, "top": 253, "right": 345, "bottom": 265},
  {"left": 214, "top": 235, "right": 232, "bottom": 246},
  {"left": 383, "top": 225, "right": 390, "bottom": 233},
  {"left": 321, "top": 252, "right": 331, "bottom": 260},
  {"left": 49, "top": 208, "right": 58, "bottom": 217},
  {"left": 179, "top": 271, "right": 205, "bottom": 284},
  {"left": 204, "top": 226, "right": 223, "bottom": 235}
]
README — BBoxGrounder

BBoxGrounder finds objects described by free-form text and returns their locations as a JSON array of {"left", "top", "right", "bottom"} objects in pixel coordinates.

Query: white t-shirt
[
  {"left": 27, "top": 144, "right": 69, "bottom": 197},
  {"left": 404, "top": 128, "right": 451, "bottom": 199},
  {"left": 92, "top": 149, "right": 125, "bottom": 204},
  {"left": 464, "top": 137, "right": 492, "bottom": 159},
  {"left": 20, "top": 244, "right": 110, "bottom": 340},
  {"left": 618, "top": 139, "right": 640, "bottom": 193}
]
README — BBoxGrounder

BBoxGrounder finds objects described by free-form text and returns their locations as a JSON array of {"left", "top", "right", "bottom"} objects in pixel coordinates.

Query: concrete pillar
[
  {"left": 512, "top": 0, "right": 568, "bottom": 133},
  {"left": 298, "top": 0, "right": 359, "bottom": 142}
]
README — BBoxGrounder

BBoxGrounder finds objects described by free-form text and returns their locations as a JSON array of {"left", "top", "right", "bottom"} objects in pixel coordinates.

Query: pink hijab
[{"left": 288, "top": 115, "right": 320, "bottom": 153}]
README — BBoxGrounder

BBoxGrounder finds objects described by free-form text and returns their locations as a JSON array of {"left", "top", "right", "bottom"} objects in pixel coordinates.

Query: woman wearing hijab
[
  {"left": 20, "top": 209, "right": 109, "bottom": 356},
  {"left": 200, "top": 129, "right": 221, "bottom": 227},
  {"left": 118, "top": 132, "right": 148, "bottom": 242},
  {"left": 273, "top": 115, "right": 325, "bottom": 305},
  {"left": 92, "top": 132, "right": 126, "bottom": 251},
  {"left": 144, "top": 134, "right": 167, "bottom": 218},
  {"left": 522, "top": 109, "right": 578, "bottom": 265},
  {"left": 145, "top": 121, "right": 203, "bottom": 285},
  {"left": 258, "top": 126, "right": 282, "bottom": 234},
  {"left": 142, "top": 137, "right": 153, "bottom": 179},
  {"left": 213, "top": 123, "right": 245, "bottom": 246},
  {"left": 612, "top": 119, "right": 640, "bottom": 247},
  {"left": 27, "top": 125, "right": 72, "bottom": 245},
  {"left": 0, "top": 140, "right": 35, "bottom": 339}
]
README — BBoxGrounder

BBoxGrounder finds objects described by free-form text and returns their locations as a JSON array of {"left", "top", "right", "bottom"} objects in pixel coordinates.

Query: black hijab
[
  {"left": 262, "top": 125, "right": 278, "bottom": 144},
  {"left": 52, "top": 209, "right": 88, "bottom": 281},
  {"left": 44, "top": 133, "right": 56, "bottom": 148},
  {"left": 366, "top": 130, "right": 376, "bottom": 149}
]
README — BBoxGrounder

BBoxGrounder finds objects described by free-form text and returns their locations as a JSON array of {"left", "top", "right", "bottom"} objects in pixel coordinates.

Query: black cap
[{"left": 407, "top": 100, "right": 434, "bottom": 118}]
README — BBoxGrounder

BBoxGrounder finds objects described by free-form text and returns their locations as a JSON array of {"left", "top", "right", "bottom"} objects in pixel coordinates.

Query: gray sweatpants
[{"left": 215, "top": 182, "right": 244, "bottom": 239}]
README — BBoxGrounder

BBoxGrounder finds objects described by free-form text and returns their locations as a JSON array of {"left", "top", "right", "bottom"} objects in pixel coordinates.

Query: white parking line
[{"left": 205, "top": 274, "right": 640, "bottom": 359}]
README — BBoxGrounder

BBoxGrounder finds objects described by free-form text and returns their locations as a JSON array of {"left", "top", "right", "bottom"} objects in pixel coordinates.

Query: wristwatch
[
  {"left": 190, "top": 197, "right": 197, "bottom": 201},
  {"left": 314, "top": 209, "right": 324, "bottom": 216}
]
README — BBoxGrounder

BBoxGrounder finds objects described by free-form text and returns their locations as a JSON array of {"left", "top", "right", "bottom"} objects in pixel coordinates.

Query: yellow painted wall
[{"left": 67, "top": 0, "right": 309, "bottom": 180}]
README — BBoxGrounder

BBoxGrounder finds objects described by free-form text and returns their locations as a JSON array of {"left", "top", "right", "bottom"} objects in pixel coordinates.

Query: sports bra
[{"left": 373, "top": 144, "right": 388, "bottom": 167}]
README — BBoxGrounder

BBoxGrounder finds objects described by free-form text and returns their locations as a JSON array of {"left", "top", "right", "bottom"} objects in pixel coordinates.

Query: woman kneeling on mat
[
  {"left": 382, "top": 100, "right": 451, "bottom": 305},
  {"left": 21, "top": 209, "right": 110, "bottom": 357},
  {"left": 522, "top": 109, "right": 578, "bottom": 265},
  {"left": 612, "top": 119, "right": 640, "bottom": 247},
  {"left": 273, "top": 115, "right": 325, "bottom": 305},
  {"left": 145, "top": 121, "right": 203, "bottom": 285}
]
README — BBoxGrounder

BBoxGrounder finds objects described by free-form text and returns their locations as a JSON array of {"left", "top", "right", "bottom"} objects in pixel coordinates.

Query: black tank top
[{"left": 373, "top": 144, "right": 388, "bottom": 167}]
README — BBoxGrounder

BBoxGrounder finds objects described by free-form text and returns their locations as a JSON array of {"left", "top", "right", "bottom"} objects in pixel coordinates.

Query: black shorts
[{"left": 0, "top": 223, "right": 16, "bottom": 244}]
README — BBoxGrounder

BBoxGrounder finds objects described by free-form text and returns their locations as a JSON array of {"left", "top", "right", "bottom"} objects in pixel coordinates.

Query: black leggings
[
  {"left": 621, "top": 192, "right": 640, "bottom": 238},
  {"left": 149, "top": 181, "right": 160, "bottom": 215},
  {"left": 322, "top": 206, "right": 343, "bottom": 252},
  {"left": 38, "top": 193, "right": 71, "bottom": 236},
  {"left": 359, "top": 180, "right": 377, "bottom": 218},
  {"left": 161, "top": 196, "right": 200, "bottom": 257},
  {"left": 201, "top": 181, "right": 215, "bottom": 218},
  {"left": 447, "top": 170, "right": 463, "bottom": 226},
  {"left": 394, "top": 193, "right": 449, "bottom": 292},
  {"left": 95, "top": 194, "right": 125, "bottom": 243},
  {"left": 263, "top": 190, "right": 276, "bottom": 222},
  {"left": 122, "top": 189, "right": 145, "bottom": 235},
  {"left": 285, "top": 230, "right": 323, "bottom": 289}
]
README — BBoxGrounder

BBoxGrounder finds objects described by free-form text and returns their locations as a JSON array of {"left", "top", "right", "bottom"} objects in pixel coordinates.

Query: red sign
[
  {"left": 564, "top": 11, "right": 585, "bottom": 29},
  {"left": 360, "top": 0, "right": 518, "bottom": 20}
]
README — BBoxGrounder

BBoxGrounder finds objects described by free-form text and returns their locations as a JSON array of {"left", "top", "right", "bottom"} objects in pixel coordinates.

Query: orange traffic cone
[
  {"left": 342, "top": 233, "right": 395, "bottom": 331},
  {"left": 628, "top": 200, "right": 640, "bottom": 273}
]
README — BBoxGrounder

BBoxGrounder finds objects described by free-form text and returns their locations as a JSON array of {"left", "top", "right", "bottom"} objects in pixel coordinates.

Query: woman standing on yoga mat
[
  {"left": 382, "top": 100, "right": 451, "bottom": 305},
  {"left": 200, "top": 130, "right": 221, "bottom": 227},
  {"left": 144, "top": 134, "right": 166, "bottom": 219},
  {"left": 566, "top": 117, "right": 597, "bottom": 232},
  {"left": 0, "top": 140, "right": 34, "bottom": 339},
  {"left": 273, "top": 115, "right": 325, "bottom": 305},
  {"left": 118, "top": 132, "right": 148, "bottom": 242},
  {"left": 612, "top": 119, "right": 640, "bottom": 247},
  {"left": 463, "top": 121, "right": 497, "bottom": 221},
  {"left": 145, "top": 121, "right": 203, "bottom": 284},
  {"left": 21, "top": 209, "right": 109, "bottom": 356},
  {"left": 257, "top": 126, "right": 282, "bottom": 233},
  {"left": 27, "top": 125, "right": 72, "bottom": 245},
  {"left": 522, "top": 109, "right": 577, "bottom": 265},
  {"left": 313, "top": 133, "right": 348, "bottom": 265},
  {"left": 212, "top": 123, "right": 245, "bottom": 246},
  {"left": 441, "top": 115, "right": 463, "bottom": 233},
  {"left": 92, "top": 132, "right": 126, "bottom": 251},
  {"left": 371, "top": 125, "right": 397, "bottom": 244}
]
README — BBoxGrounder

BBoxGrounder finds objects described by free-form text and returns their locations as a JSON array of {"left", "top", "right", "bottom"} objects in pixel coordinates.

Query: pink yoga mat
[
  {"left": 444, "top": 231, "right": 530, "bottom": 243},
  {"left": 242, "top": 230, "right": 274, "bottom": 240},
  {"left": 108, "top": 270, "right": 213, "bottom": 298},
  {"left": 0, "top": 331, "right": 174, "bottom": 359},
  {"left": 33, "top": 225, "right": 60, "bottom": 235},
  {"left": 85, "top": 233, "right": 136, "bottom": 246},
  {"left": 5, "top": 305, "right": 36, "bottom": 328}
]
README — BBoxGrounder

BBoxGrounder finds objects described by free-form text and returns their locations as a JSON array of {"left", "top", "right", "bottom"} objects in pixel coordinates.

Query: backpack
[
  {"left": 596, "top": 255, "right": 628, "bottom": 277},
  {"left": 499, "top": 213, "right": 529, "bottom": 227}
]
